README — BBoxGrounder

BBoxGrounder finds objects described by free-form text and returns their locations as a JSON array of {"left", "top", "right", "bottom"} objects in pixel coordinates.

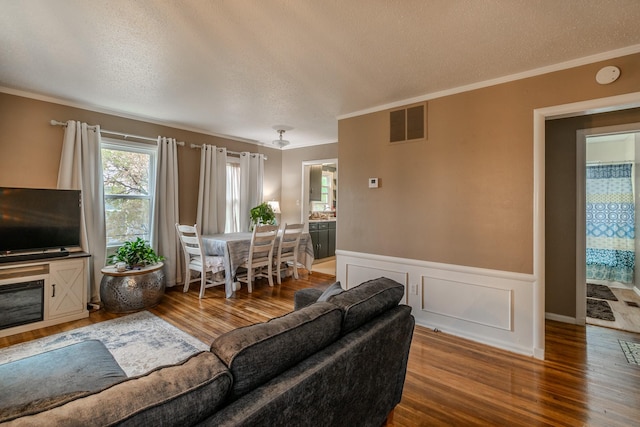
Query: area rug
[
  {"left": 619, "top": 340, "right": 640, "bottom": 365},
  {"left": 586, "top": 298, "right": 616, "bottom": 321},
  {"left": 586, "top": 283, "right": 618, "bottom": 301},
  {"left": 0, "top": 311, "right": 209, "bottom": 376}
]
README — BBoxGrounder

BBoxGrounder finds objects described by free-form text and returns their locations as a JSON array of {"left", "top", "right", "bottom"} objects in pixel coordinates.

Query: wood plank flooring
[{"left": 2, "top": 272, "right": 640, "bottom": 426}]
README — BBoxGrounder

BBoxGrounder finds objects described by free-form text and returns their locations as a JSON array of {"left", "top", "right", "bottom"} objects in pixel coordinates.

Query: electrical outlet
[{"left": 409, "top": 283, "right": 418, "bottom": 295}]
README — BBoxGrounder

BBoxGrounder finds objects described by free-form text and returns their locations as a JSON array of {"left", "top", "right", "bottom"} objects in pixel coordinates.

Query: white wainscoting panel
[
  {"left": 422, "top": 277, "right": 512, "bottom": 331},
  {"left": 343, "top": 264, "right": 409, "bottom": 303},
  {"left": 336, "top": 250, "right": 536, "bottom": 357}
]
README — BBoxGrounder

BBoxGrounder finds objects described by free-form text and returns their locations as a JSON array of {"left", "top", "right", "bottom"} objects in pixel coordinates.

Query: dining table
[{"left": 201, "top": 231, "right": 315, "bottom": 298}]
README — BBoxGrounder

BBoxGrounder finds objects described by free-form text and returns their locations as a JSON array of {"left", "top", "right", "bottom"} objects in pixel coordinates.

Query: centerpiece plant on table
[{"left": 250, "top": 202, "right": 277, "bottom": 228}]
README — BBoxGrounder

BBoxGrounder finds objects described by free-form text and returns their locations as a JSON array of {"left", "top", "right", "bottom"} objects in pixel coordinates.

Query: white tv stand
[{"left": 0, "top": 252, "right": 90, "bottom": 338}]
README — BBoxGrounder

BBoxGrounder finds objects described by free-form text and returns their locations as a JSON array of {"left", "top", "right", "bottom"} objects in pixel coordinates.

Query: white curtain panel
[
  {"left": 57, "top": 120, "right": 106, "bottom": 303},
  {"left": 239, "top": 152, "right": 265, "bottom": 231},
  {"left": 154, "top": 137, "right": 180, "bottom": 287},
  {"left": 197, "top": 145, "right": 227, "bottom": 235}
]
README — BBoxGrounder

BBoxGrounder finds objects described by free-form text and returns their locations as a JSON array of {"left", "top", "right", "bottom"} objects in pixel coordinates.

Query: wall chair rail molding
[{"left": 336, "top": 250, "right": 536, "bottom": 358}]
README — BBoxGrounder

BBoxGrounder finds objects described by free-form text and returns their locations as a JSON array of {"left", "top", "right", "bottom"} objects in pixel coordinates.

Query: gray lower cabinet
[
  {"left": 327, "top": 221, "right": 336, "bottom": 256},
  {"left": 309, "top": 221, "right": 336, "bottom": 260}
]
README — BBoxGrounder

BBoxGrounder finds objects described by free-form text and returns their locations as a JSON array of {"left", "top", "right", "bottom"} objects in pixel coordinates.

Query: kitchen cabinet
[
  {"left": 327, "top": 221, "right": 336, "bottom": 256},
  {"left": 309, "top": 164, "right": 323, "bottom": 201},
  {"left": 309, "top": 221, "right": 336, "bottom": 260}
]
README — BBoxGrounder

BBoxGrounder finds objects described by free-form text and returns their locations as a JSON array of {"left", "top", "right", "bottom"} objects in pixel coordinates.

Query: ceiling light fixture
[{"left": 272, "top": 126, "right": 293, "bottom": 148}]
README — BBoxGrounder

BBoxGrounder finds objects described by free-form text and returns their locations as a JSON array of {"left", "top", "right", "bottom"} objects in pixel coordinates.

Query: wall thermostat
[{"left": 368, "top": 177, "right": 379, "bottom": 188}]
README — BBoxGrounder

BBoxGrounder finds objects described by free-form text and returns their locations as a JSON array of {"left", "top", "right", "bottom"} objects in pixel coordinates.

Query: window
[
  {"left": 225, "top": 159, "right": 241, "bottom": 233},
  {"left": 102, "top": 139, "right": 157, "bottom": 247},
  {"left": 311, "top": 171, "right": 333, "bottom": 212}
]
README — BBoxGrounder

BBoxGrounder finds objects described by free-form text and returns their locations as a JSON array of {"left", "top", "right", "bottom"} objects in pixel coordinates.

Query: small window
[
  {"left": 102, "top": 139, "right": 157, "bottom": 247},
  {"left": 311, "top": 172, "right": 334, "bottom": 212}
]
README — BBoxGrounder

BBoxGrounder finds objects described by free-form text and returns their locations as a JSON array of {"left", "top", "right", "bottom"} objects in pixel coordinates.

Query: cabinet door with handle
[
  {"left": 309, "top": 164, "right": 323, "bottom": 201},
  {"left": 48, "top": 259, "right": 86, "bottom": 319}
]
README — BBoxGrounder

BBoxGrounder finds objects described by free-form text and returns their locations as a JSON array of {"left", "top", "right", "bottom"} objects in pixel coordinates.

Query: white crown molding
[
  {"left": 338, "top": 44, "right": 640, "bottom": 120},
  {"left": 1, "top": 84, "right": 338, "bottom": 149}
]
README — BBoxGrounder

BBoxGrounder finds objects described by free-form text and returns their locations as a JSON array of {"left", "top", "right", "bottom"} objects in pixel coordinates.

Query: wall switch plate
[
  {"left": 409, "top": 283, "right": 418, "bottom": 295},
  {"left": 368, "top": 177, "right": 379, "bottom": 188}
]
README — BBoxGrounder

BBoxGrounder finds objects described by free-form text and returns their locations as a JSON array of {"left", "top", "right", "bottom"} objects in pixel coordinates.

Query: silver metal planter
[{"left": 100, "top": 262, "right": 165, "bottom": 313}]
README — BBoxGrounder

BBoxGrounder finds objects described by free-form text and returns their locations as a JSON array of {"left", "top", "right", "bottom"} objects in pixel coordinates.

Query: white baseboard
[
  {"left": 635, "top": 286, "right": 640, "bottom": 297},
  {"left": 336, "top": 250, "right": 539, "bottom": 358},
  {"left": 545, "top": 312, "right": 577, "bottom": 324}
]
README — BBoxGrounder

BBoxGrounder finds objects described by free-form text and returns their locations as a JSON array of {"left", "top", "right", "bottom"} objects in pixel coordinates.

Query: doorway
[
  {"left": 301, "top": 159, "right": 338, "bottom": 274},
  {"left": 301, "top": 159, "right": 338, "bottom": 226},
  {"left": 577, "top": 125, "right": 640, "bottom": 334},
  {"left": 537, "top": 92, "right": 640, "bottom": 360}
]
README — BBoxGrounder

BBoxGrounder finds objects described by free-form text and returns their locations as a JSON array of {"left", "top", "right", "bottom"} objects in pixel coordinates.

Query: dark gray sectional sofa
[{"left": 2, "top": 277, "right": 415, "bottom": 426}]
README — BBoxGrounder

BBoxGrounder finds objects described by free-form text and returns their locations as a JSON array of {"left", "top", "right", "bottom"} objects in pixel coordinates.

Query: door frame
[
  {"left": 533, "top": 91, "right": 640, "bottom": 359},
  {"left": 576, "top": 123, "right": 640, "bottom": 325}
]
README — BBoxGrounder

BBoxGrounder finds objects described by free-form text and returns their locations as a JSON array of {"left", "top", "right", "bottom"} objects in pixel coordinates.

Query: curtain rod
[
  {"left": 50, "top": 120, "right": 185, "bottom": 146},
  {"left": 189, "top": 143, "right": 267, "bottom": 160},
  {"left": 586, "top": 160, "right": 635, "bottom": 165},
  {"left": 51, "top": 120, "right": 265, "bottom": 158}
]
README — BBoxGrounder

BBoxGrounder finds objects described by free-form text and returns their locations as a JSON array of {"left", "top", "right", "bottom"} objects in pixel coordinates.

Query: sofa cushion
[
  {"left": 0, "top": 340, "right": 127, "bottom": 423},
  {"left": 327, "top": 277, "right": 405, "bottom": 334},
  {"left": 4, "top": 351, "right": 233, "bottom": 426},
  {"left": 211, "top": 301, "right": 342, "bottom": 400},
  {"left": 317, "top": 281, "right": 344, "bottom": 302},
  {"left": 293, "top": 288, "right": 323, "bottom": 310}
]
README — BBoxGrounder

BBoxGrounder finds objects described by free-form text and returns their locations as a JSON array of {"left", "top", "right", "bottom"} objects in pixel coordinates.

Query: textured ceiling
[{"left": 1, "top": 0, "right": 640, "bottom": 148}]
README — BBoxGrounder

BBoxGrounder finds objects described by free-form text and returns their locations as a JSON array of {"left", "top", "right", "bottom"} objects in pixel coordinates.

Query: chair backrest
[
  {"left": 278, "top": 223, "right": 304, "bottom": 256},
  {"left": 248, "top": 224, "right": 278, "bottom": 262},
  {"left": 175, "top": 223, "right": 206, "bottom": 262}
]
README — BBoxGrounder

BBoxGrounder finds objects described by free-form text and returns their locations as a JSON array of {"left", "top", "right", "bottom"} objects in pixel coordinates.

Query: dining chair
[
  {"left": 273, "top": 223, "right": 304, "bottom": 284},
  {"left": 236, "top": 224, "right": 278, "bottom": 293},
  {"left": 175, "top": 223, "right": 225, "bottom": 299}
]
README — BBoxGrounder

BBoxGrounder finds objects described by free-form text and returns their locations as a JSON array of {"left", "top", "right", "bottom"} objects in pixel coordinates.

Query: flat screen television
[{"left": 0, "top": 187, "right": 82, "bottom": 258}]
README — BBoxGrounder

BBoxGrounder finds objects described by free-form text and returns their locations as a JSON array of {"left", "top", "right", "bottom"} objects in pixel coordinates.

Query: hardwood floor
[{"left": 2, "top": 272, "right": 640, "bottom": 426}]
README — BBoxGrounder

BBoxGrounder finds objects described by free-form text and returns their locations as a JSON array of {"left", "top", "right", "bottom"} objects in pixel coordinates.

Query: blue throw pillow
[{"left": 317, "top": 281, "right": 344, "bottom": 302}]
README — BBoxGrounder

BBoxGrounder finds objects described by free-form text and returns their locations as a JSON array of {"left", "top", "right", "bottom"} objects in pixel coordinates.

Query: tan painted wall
[
  {"left": 546, "top": 108, "right": 640, "bottom": 317},
  {"left": 338, "top": 53, "right": 640, "bottom": 275},
  {"left": 0, "top": 93, "right": 282, "bottom": 226}
]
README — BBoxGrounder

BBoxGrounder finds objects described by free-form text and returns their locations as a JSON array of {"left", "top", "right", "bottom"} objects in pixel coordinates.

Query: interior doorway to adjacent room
[{"left": 578, "top": 125, "right": 640, "bottom": 334}]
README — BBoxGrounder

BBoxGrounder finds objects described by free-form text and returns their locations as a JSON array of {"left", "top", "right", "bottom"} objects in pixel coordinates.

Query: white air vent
[{"left": 389, "top": 102, "right": 427, "bottom": 143}]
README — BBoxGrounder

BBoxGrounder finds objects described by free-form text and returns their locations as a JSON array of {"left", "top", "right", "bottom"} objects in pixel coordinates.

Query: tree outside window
[{"left": 102, "top": 140, "right": 157, "bottom": 247}]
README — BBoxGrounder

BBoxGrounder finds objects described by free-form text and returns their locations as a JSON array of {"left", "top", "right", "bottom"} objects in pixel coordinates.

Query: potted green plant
[
  {"left": 250, "top": 202, "right": 276, "bottom": 228},
  {"left": 102, "top": 237, "right": 166, "bottom": 313},
  {"left": 109, "top": 237, "right": 164, "bottom": 270}
]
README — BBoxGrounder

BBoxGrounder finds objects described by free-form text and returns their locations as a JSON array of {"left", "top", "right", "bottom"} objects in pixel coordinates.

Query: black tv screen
[{"left": 0, "top": 187, "right": 82, "bottom": 254}]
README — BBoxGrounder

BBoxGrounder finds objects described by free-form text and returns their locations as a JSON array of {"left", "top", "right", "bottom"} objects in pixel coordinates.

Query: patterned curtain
[{"left": 586, "top": 163, "right": 635, "bottom": 284}]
